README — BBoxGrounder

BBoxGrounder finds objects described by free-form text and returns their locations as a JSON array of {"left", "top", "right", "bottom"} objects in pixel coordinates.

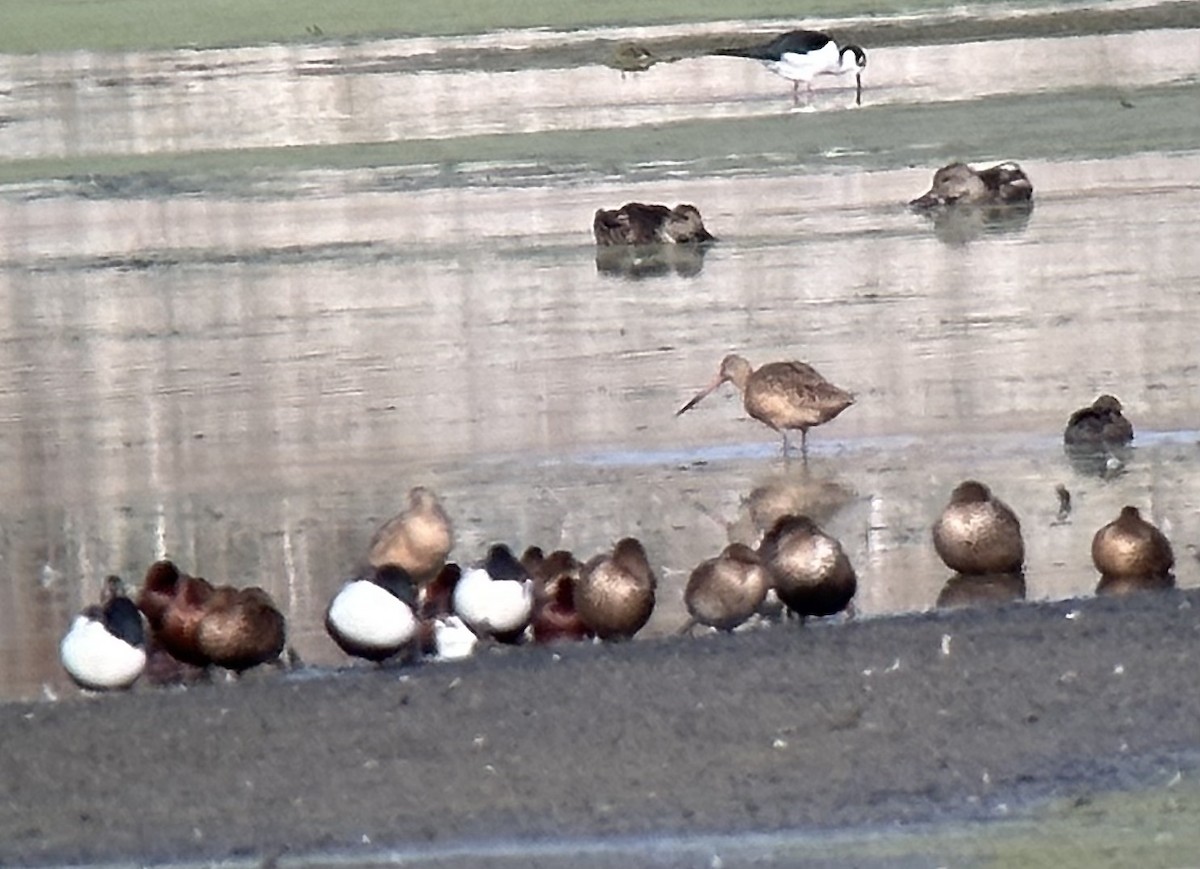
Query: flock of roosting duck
[
  {"left": 60, "top": 390, "right": 1172, "bottom": 694},
  {"left": 54, "top": 28, "right": 1161, "bottom": 695}
]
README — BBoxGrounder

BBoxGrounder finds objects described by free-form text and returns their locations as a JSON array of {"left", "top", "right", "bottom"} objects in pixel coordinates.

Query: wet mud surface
[{"left": 3, "top": 587, "right": 1199, "bottom": 866}]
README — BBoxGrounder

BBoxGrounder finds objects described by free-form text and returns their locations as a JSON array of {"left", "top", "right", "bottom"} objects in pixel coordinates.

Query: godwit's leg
[{"left": 792, "top": 80, "right": 801, "bottom": 106}]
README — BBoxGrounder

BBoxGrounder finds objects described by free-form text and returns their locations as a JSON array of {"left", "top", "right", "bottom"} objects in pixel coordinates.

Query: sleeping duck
[
  {"left": 593, "top": 203, "right": 716, "bottom": 246},
  {"left": 910, "top": 161, "right": 1033, "bottom": 208}
]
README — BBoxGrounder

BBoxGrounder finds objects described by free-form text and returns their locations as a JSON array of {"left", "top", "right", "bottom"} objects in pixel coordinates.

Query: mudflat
[{"left": 3, "top": 587, "right": 1197, "bottom": 866}]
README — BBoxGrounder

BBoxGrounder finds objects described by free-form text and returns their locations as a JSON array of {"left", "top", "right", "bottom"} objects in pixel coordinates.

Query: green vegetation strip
[
  {"left": 5, "top": 1, "right": 1197, "bottom": 66},
  {"left": 2, "top": 83, "right": 1198, "bottom": 190},
  {"left": 3, "top": 0, "right": 975, "bottom": 55}
]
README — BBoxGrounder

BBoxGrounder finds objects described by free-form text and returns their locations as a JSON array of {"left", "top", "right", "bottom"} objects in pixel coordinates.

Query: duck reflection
[
  {"left": 916, "top": 200, "right": 1034, "bottom": 246},
  {"left": 724, "top": 469, "right": 857, "bottom": 548},
  {"left": 594, "top": 242, "right": 712, "bottom": 279},
  {"left": 936, "top": 572, "right": 1026, "bottom": 609}
]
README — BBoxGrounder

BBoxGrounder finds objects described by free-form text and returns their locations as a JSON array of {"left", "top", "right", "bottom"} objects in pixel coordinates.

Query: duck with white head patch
[{"left": 714, "top": 30, "right": 866, "bottom": 107}]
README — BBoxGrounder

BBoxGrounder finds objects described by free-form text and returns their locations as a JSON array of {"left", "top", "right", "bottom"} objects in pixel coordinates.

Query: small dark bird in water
[
  {"left": 593, "top": 203, "right": 716, "bottom": 246},
  {"left": 758, "top": 515, "right": 856, "bottom": 619},
  {"left": 932, "top": 480, "right": 1024, "bottom": 575},
  {"left": 1055, "top": 484, "right": 1072, "bottom": 523},
  {"left": 713, "top": 30, "right": 866, "bottom": 106},
  {"left": 677, "top": 354, "right": 854, "bottom": 457},
  {"left": 1091, "top": 506, "right": 1174, "bottom": 592},
  {"left": 910, "top": 162, "right": 1033, "bottom": 208},
  {"left": 1063, "top": 395, "right": 1134, "bottom": 447}
]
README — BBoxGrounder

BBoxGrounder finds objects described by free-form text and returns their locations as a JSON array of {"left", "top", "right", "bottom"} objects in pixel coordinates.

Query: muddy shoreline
[{"left": 3, "top": 587, "right": 1198, "bottom": 865}]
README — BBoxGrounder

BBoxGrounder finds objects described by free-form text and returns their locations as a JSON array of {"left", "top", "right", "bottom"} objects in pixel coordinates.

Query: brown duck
[
  {"left": 368, "top": 486, "right": 454, "bottom": 582},
  {"left": 910, "top": 161, "right": 1033, "bottom": 208},
  {"left": 758, "top": 515, "right": 856, "bottom": 618},
  {"left": 1064, "top": 395, "right": 1134, "bottom": 447},
  {"left": 932, "top": 480, "right": 1024, "bottom": 575},
  {"left": 593, "top": 203, "right": 715, "bottom": 246},
  {"left": 196, "top": 585, "right": 286, "bottom": 673},
  {"left": 683, "top": 543, "right": 771, "bottom": 632},
  {"left": 575, "top": 538, "right": 657, "bottom": 640},
  {"left": 1092, "top": 506, "right": 1174, "bottom": 592},
  {"left": 677, "top": 354, "right": 853, "bottom": 456},
  {"left": 521, "top": 548, "right": 593, "bottom": 644}
]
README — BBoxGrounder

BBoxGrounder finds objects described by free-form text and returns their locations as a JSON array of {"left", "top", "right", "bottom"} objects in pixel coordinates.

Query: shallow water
[{"left": 2, "top": 10, "right": 1200, "bottom": 702}]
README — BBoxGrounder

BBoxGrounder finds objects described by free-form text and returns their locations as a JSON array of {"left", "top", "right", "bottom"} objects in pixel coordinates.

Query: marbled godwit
[
  {"left": 368, "top": 487, "right": 454, "bottom": 583},
  {"left": 676, "top": 354, "right": 854, "bottom": 456},
  {"left": 575, "top": 538, "right": 657, "bottom": 640},
  {"left": 1064, "top": 395, "right": 1134, "bottom": 446},
  {"left": 713, "top": 30, "right": 866, "bottom": 106},
  {"left": 758, "top": 515, "right": 856, "bottom": 619},
  {"left": 593, "top": 203, "right": 715, "bottom": 246},
  {"left": 1092, "top": 506, "right": 1174, "bottom": 589},
  {"left": 932, "top": 480, "right": 1024, "bottom": 575},
  {"left": 683, "top": 543, "right": 771, "bottom": 632},
  {"left": 910, "top": 162, "right": 1033, "bottom": 208}
]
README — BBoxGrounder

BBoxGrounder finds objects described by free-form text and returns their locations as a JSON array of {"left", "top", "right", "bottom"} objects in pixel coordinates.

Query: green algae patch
[
  {"left": 3, "top": 0, "right": 961, "bottom": 55},
  {"left": 3, "top": 83, "right": 1198, "bottom": 191}
]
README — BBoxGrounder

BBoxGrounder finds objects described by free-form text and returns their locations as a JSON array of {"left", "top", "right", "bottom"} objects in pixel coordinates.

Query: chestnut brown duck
[
  {"left": 683, "top": 543, "right": 771, "bottom": 632},
  {"left": 911, "top": 161, "right": 1033, "bottom": 208},
  {"left": 593, "top": 203, "right": 715, "bottom": 246},
  {"left": 1092, "top": 505, "right": 1174, "bottom": 593},
  {"left": 575, "top": 538, "right": 657, "bottom": 640},
  {"left": 932, "top": 480, "right": 1024, "bottom": 575},
  {"left": 757, "top": 515, "right": 856, "bottom": 619},
  {"left": 677, "top": 354, "right": 854, "bottom": 456},
  {"left": 1064, "top": 395, "right": 1134, "bottom": 447}
]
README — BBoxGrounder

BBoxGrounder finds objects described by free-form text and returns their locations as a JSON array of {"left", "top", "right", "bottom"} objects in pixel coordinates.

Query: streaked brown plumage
[
  {"left": 1064, "top": 395, "right": 1134, "bottom": 447},
  {"left": 932, "top": 480, "right": 1024, "bottom": 575},
  {"left": 1091, "top": 505, "right": 1174, "bottom": 586},
  {"left": 196, "top": 586, "right": 286, "bottom": 673},
  {"left": 684, "top": 543, "right": 771, "bottom": 631},
  {"left": 676, "top": 354, "right": 854, "bottom": 455},
  {"left": 368, "top": 486, "right": 454, "bottom": 582},
  {"left": 575, "top": 538, "right": 656, "bottom": 640},
  {"left": 593, "top": 202, "right": 715, "bottom": 246},
  {"left": 910, "top": 161, "right": 1033, "bottom": 208},
  {"left": 758, "top": 515, "right": 856, "bottom": 618}
]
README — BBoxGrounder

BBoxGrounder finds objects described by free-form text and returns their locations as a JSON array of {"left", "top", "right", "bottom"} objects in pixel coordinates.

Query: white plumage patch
[
  {"left": 768, "top": 40, "right": 842, "bottom": 83},
  {"left": 433, "top": 615, "right": 478, "bottom": 661},
  {"left": 60, "top": 615, "right": 146, "bottom": 691},
  {"left": 327, "top": 580, "right": 417, "bottom": 650},
  {"left": 453, "top": 567, "right": 533, "bottom": 635}
]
